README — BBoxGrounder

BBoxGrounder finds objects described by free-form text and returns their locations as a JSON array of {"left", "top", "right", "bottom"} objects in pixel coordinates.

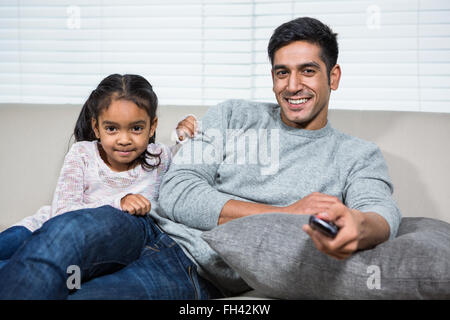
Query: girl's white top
[{"left": 14, "top": 140, "right": 173, "bottom": 232}]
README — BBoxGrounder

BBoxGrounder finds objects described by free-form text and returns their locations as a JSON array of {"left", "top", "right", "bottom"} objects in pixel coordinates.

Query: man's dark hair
[{"left": 268, "top": 17, "right": 339, "bottom": 77}]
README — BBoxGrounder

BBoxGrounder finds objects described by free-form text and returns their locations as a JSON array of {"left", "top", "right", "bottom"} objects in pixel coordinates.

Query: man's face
[{"left": 271, "top": 40, "right": 340, "bottom": 130}]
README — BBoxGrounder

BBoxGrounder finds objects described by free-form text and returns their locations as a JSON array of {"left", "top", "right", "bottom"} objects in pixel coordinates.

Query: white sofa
[{"left": 1, "top": 103, "right": 449, "bottom": 299}]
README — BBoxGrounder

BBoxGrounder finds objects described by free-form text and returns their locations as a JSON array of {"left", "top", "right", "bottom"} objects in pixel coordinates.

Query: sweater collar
[{"left": 276, "top": 112, "right": 333, "bottom": 138}]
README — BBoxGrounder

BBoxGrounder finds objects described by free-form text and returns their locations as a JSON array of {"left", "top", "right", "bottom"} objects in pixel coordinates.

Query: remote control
[{"left": 309, "top": 215, "right": 339, "bottom": 238}]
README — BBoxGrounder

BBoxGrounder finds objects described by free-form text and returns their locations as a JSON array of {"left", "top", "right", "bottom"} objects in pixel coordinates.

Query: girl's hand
[
  {"left": 120, "top": 194, "right": 151, "bottom": 216},
  {"left": 175, "top": 115, "right": 198, "bottom": 142}
]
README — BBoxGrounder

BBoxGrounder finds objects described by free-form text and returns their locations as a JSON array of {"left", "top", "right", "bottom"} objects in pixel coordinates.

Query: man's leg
[
  {"left": 0, "top": 206, "right": 148, "bottom": 299},
  {"left": 68, "top": 217, "right": 223, "bottom": 300}
]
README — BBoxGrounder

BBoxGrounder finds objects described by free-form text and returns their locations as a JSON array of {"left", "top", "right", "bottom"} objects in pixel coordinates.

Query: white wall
[{"left": 0, "top": 0, "right": 449, "bottom": 112}]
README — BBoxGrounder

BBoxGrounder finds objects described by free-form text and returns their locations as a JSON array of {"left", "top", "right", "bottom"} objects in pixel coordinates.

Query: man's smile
[
  {"left": 287, "top": 98, "right": 309, "bottom": 105},
  {"left": 284, "top": 95, "right": 313, "bottom": 110}
]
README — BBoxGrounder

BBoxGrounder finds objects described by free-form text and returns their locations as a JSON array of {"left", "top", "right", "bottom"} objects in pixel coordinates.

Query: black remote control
[{"left": 309, "top": 215, "right": 339, "bottom": 238}]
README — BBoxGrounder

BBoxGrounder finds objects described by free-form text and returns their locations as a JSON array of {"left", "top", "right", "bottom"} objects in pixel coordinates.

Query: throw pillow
[{"left": 202, "top": 213, "right": 450, "bottom": 299}]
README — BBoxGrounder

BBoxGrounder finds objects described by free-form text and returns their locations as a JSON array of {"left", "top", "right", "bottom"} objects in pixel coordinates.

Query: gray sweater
[{"left": 152, "top": 99, "right": 402, "bottom": 295}]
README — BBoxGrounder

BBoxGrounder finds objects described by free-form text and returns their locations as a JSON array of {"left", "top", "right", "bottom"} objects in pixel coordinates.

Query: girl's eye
[
  {"left": 132, "top": 126, "right": 144, "bottom": 132},
  {"left": 105, "top": 126, "right": 117, "bottom": 133}
]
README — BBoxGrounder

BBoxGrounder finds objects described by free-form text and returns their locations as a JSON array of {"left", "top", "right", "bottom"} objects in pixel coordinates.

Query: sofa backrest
[{"left": 0, "top": 103, "right": 449, "bottom": 230}]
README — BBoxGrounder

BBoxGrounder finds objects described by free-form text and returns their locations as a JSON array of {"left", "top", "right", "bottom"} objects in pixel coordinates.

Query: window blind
[{"left": 0, "top": 0, "right": 449, "bottom": 112}]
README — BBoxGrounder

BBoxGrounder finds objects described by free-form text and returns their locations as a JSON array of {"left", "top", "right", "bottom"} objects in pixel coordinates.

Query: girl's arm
[{"left": 170, "top": 115, "right": 198, "bottom": 155}]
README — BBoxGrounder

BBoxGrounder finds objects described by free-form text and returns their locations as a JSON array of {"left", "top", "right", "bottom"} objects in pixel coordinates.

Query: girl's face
[{"left": 91, "top": 99, "right": 157, "bottom": 172}]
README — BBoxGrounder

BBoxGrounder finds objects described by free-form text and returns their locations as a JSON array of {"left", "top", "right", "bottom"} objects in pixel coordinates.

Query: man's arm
[
  {"left": 301, "top": 143, "right": 401, "bottom": 260},
  {"left": 158, "top": 101, "right": 237, "bottom": 230},
  {"left": 342, "top": 143, "right": 402, "bottom": 240},
  {"left": 355, "top": 210, "right": 390, "bottom": 250},
  {"left": 218, "top": 192, "right": 345, "bottom": 225},
  {"left": 218, "top": 200, "right": 284, "bottom": 225}
]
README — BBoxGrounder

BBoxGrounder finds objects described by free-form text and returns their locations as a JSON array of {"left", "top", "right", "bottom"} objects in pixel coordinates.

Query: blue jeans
[
  {"left": 0, "top": 206, "right": 223, "bottom": 300},
  {"left": 0, "top": 225, "right": 32, "bottom": 269}
]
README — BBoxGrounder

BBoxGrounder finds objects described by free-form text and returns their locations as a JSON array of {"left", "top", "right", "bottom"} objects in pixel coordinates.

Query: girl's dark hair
[
  {"left": 74, "top": 74, "right": 161, "bottom": 171},
  {"left": 268, "top": 17, "right": 338, "bottom": 82}
]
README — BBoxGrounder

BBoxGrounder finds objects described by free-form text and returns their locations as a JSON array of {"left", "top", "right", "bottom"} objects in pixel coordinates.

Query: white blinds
[{"left": 0, "top": 0, "right": 449, "bottom": 112}]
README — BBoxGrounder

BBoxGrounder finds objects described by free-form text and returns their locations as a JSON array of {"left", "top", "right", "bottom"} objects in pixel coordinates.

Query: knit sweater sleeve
[
  {"left": 158, "top": 101, "right": 238, "bottom": 231},
  {"left": 342, "top": 142, "right": 402, "bottom": 239}
]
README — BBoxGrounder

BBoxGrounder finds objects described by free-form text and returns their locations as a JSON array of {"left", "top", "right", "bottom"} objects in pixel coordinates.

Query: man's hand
[
  {"left": 175, "top": 115, "right": 198, "bottom": 142},
  {"left": 120, "top": 194, "right": 151, "bottom": 216},
  {"left": 283, "top": 192, "right": 342, "bottom": 215},
  {"left": 302, "top": 203, "right": 363, "bottom": 260},
  {"left": 283, "top": 192, "right": 362, "bottom": 260}
]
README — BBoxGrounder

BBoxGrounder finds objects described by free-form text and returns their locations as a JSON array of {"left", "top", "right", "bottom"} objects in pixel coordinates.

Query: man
[
  {"left": 0, "top": 17, "right": 400, "bottom": 299},
  {"left": 156, "top": 17, "right": 401, "bottom": 295}
]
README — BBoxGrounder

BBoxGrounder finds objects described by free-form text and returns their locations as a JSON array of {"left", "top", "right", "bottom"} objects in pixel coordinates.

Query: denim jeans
[
  {"left": 0, "top": 206, "right": 223, "bottom": 300},
  {"left": 0, "top": 225, "right": 32, "bottom": 269}
]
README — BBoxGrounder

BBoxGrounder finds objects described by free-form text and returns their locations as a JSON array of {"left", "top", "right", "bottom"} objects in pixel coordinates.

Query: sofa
[{"left": 1, "top": 103, "right": 449, "bottom": 299}]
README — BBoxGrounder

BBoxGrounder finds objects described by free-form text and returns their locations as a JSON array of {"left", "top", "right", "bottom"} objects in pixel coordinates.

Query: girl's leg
[
  {"left": 68, "top": 217, "right": 224, "bottom": 300},
  {"left": 0, "top": 206, "right": 148, "bottom": 300},
  {"left": 0, "top": 226, "right": 32, "bottom": 260},
  {"left": 0, "top": 226, "right": 32, "bottom": 268}
]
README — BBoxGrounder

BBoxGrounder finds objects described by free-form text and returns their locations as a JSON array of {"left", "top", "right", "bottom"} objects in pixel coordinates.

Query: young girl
[{"left": 0, "top": 74, "right": 197, "bottom": 267}]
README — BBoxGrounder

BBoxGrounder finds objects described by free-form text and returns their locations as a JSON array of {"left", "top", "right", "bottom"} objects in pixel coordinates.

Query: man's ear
[
  {"left": 150, "top": 117, "right": 158, "bottom": 138},
  {"left": 329, "top": 64, "right": 341, "bottom": 91},
  {"left": 91, "top": 118, "right": 100, "bottom": 139}
]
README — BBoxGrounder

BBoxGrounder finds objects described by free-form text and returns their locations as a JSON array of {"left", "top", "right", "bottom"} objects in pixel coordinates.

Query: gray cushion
[{"left": 201, "top": 214, "right": 450, "bottom": 299}]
